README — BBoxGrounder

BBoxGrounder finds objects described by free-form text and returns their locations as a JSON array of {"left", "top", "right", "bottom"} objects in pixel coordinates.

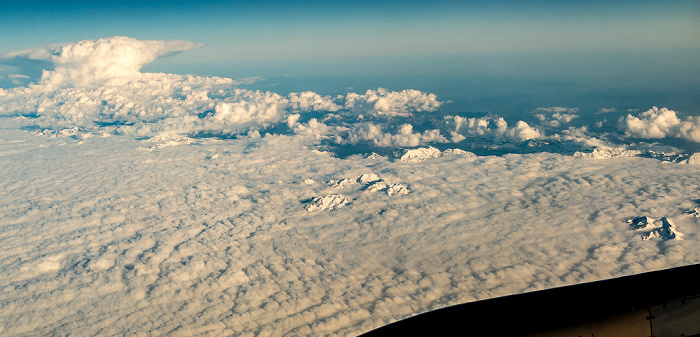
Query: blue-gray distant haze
[{"left": 141, "top": 50, "right": 700, "bottom": 152}]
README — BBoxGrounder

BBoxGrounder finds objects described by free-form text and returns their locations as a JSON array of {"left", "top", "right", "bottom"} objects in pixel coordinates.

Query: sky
[{"left": 2, "top": 0, "right": 699, "bottom": 113}]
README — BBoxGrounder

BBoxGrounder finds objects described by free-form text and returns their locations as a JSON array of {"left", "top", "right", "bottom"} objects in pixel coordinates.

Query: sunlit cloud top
[{"left": 4, "top": 36, "right": 201, "bottom": 88}]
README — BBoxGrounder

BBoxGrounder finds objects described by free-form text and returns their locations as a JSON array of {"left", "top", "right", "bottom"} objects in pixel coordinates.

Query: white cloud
[
  {"left": 288, "top": 91, "right": 341, "bottom": 112},
  {"left": 286, "top": 113, "right": 301, "bottom": 128},
  {"left": 535, "top": 107, "right": 579, "bottom": 114},
  {"left": 450, "top": 116, "right": 507, "bottom": 137},
  {"left": 618, "top": 106, "right": 700, "bottom": 142},
  {"left": 0, "top": 37, "right": 444, "bottom": 142},
  {"left": 292, "top": 118, "right": 338, "bottom": 138},
  {"left": 235, "top": 76, "right": 266, "bottom": 85},
  {"left": 448, "top": 116, "right": 542, "bottom": 141},
  {"left": 597, "top": 107, "right": 617, "bottom": 114},
  {"left": 506, "top": 120, "right": 542, "bottom": 140},
  {"left": 8, "top": 74, "right": 30, "bottom": 85},
  {"left": 449, "top": 131, "right": 466, "bottom": 143},
  {"left": 533, "top": 109, "right": 579, "bottom": 128},
  {"left": 340, "top": 123, "right": 447, "bottom": 147},
  {"left": 344, "top": 88, "right": 441, "bottom": 116},
  {"left": 211, "top": 89, "right": 288, "bottom": 125},
  {"left": 4, "top": 36, "right": 202, "bottom": 88},
  {"left": 0, "top": 73, "right": 423, "bottom": 140},
  {"left": 558, "top": 126, "right": 608, "bottom": 147}
]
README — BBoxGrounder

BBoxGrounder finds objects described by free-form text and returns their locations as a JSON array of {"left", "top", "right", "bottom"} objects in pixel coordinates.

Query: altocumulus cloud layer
[{"left": 0, "top": 37, "right": 699, "bottom": 336}]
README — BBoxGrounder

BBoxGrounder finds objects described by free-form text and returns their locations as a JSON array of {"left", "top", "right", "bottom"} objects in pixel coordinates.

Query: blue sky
[
  {"left": 2, "top": 0, "right": 699, "bottom": 113},
  {"left": 3, "top": 1, "right": 697, "bottom": 66}
]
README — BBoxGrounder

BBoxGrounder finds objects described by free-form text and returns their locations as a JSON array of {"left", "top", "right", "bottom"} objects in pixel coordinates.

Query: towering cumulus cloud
[{"left": 4, "top": 36, "right": 202, "bottom": 88}]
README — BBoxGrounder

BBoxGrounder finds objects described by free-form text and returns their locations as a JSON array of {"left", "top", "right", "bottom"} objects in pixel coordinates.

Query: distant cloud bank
[{"left": 0, "top": 36, "right": 698, "bottom": 157}]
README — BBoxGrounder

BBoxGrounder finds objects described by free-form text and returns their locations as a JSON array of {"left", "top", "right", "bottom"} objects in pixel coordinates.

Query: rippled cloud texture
[{"left": 0, "top": 37, "right": 699, "bottom": 336}]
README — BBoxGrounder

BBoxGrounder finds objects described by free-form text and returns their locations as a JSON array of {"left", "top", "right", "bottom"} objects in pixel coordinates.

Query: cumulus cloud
[
  {"left": 618, "top": 106, "right": 700, "bottom": 142},
  {"left": 448, "top": 115, "right": 542, "bottom": 141},
  {"left": 291, "top": 118, "right": 340, "bottom": 138},
  {"left": 212, "top": 90, "right": 288, "bottom": 125},
  {"left": 0, "top": 75, "right": 440, "bottom": 141},
  {"left": 534, "top": 111, "right": 579, "bottom": 128},
  {"left": 552, "top": 112, "right": 578, "bottom": 124},
  {"left": 506, "top": 120, "right": 543, "bottom": 140},
  {"left": 288, "top": 91, "right": 341, "bottom": 112},
  {"left": 4, "top": 36, "right": 202, "bottom": 88},
  {"left": 557, "top": 126, "right": 608, "bottom": 147},
  {"left": 340, "top": 123, "right": 447, "bottom": 147},
  {"left": 344, "top": 88, "right": 441, "bottom": 116},
  {"left": 0, "top": 37, "right": 447, "bottom": 143}
]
